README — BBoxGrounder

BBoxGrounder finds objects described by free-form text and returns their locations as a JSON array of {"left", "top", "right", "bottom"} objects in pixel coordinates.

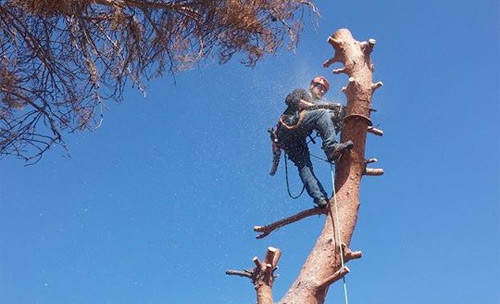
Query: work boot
[
  {"left": 328, "top": 140, "right": 354, "bottom": 163},
  {"left": 315, "top": 198, "right": 329, "bottom": 208}
]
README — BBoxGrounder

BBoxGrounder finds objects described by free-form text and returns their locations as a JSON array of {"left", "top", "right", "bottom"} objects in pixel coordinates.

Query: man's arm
[
  {"left": 285, "top": 89, "right": 309, "bottom": 111},
  {"left": 298, "top": 99, "right": 316, "bottom": 110}
]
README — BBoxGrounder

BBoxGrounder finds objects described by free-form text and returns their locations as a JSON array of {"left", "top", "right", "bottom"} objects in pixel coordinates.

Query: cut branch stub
[
  {"left": 253, "top": 257, "right": 262, "bottom": 268},
  {"left": 372, "top": 81, "right": 383, "bottom": 91},
  {"left": 361, "top": 38, "right": 376, "bottom": 55},
  {"left": 318, "top": 266, "right": 350, "bottom": 288},
  {"left": 265, "top": 247, "right": 282, "bottom": 267},
  {"left": 332, "top": 66, "right": 347, "bottom": 74},
  {"left": 341, "top": 77, "right": 356, "bottom": 94},
  {"left": 367, "top": 126, "right": 384, "bottom": 136},
  {"left": 327, "top": 36, "right": 343, "bottom": 48},
  {"left": 364, "top": 168, "right": 384, "bottom": 176},
  {"left": 323, "top": 55, "right": 341, "bottom": 68},
  {"left": 324, "top": 36, "right": 345, "bottom": 68},
  {"left": 262, "top": 247, "right": 281, "bottom": 285},
  {"left": 342, "top": 243, "right": 363, "bottom": 262},
  {"left": 347, "top": 76, "right": 356, "bottom": 87}
]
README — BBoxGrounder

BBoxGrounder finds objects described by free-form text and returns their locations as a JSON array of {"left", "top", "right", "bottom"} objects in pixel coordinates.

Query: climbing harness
[
  {"left": 279, "top": 111, "right": 307, "bottom": 130},
  {"left": 329, "top": 163, "right": 350, "bottom": 304}
]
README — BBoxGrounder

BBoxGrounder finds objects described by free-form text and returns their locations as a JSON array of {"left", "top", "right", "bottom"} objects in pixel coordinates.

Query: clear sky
[{"left": 1, "top": 1, "right": 499, "bottom": 303}]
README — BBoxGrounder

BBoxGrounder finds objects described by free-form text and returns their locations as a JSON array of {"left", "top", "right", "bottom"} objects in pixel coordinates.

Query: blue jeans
[{"left": 277, "top": 109, "right": 339, "bottom": 204}]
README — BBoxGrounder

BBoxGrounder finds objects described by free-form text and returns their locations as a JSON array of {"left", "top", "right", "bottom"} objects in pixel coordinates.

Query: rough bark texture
[{"left": 277, "top": 28, "right": 379, "bottom": 304}]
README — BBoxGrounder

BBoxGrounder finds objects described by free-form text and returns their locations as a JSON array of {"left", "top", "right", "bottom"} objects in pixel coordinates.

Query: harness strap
[{"left": 279, "top": 111, "right": 307, "bottom": 130}]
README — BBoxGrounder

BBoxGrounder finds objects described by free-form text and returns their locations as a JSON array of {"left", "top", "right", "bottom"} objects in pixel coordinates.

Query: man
[{"left": 275, "top": 76, "right": 353, "bottom": 208}]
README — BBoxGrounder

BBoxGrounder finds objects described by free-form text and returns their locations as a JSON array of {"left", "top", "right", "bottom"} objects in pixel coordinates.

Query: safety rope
[
  {"left": 284, "top": 153, "right": 305, "bottom": 199},
  {"left": 329, "top": 162, "right": 349, "bottom": 304}
]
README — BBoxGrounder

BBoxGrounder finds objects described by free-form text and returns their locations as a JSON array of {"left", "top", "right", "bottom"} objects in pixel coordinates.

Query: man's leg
[
  {"left": 285, "top": 138, "right": 329, "bottom": 207},
  {"left": 299, "top": 109, "right": 338, "bottom": 150},
  {"left": 299, "top": 109, "right": 353, "bottom": 161}
]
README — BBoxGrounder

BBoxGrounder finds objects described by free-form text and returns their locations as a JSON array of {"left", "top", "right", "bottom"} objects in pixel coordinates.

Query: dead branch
[
  {"left": 1, "top": 0, "right": 318, "bottom": 162},
  {"left": 254, "top": 207, "right": 327, "bottom": 239},
  {"left": 225, "top": 269, "right": 253, "bottom": 279},
  {"left": 318, "top": 266, "right": 350, "bottom": 288}
]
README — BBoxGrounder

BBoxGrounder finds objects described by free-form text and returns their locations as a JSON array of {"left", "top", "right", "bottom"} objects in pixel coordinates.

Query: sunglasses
[{"left": 315, "top": 84, "right": 327, "bottom": 93}]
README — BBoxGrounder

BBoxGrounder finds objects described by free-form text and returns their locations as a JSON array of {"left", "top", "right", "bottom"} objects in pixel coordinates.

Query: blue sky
[{"left": 1, "top": 1, "right": 499, "bottom": 303}]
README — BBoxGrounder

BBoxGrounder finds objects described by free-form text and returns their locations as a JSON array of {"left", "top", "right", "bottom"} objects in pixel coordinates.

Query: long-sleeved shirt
[{"left": 283, "top": 89, "right": 317, "bottom": 116}]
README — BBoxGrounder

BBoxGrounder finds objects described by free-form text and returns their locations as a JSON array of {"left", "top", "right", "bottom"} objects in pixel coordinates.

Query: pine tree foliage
[{"left": 0, "top": 0, "right": 317, "bottom": 162}]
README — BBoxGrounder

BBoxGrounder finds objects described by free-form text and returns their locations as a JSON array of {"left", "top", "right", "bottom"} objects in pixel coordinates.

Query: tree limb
[
  {"left": 253, "top": 207, "right": 327, "bottom": 239},
  {"left": 225, "top": 269, "right": 253, "bottom": 279},
  {"left": 227, "top": 247, "right": 282, "bottom": 304},
  {"left": 1, "top": 0, "right": 318, "bottom": 162}
]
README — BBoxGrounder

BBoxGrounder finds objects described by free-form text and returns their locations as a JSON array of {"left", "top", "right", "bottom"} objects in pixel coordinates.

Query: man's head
[{"left": 310, "top": 76, "right": 330, "bottom": 100}]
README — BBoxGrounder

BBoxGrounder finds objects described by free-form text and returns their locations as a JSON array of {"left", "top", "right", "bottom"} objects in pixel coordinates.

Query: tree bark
[
  {"left": 277, "top": 28, "right": 381, "bottom": 304},
  {"left": 226, "top": 247, "right": 282, "bottom": 304}
]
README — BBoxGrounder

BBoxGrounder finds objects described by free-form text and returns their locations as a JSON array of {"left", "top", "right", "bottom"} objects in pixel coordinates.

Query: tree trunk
[
  {"left": 277, "top": 28, "right": 382, "bottom": 304},
  {"left": 227, "top": 28, "right": 383, "bottom": 304}
]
